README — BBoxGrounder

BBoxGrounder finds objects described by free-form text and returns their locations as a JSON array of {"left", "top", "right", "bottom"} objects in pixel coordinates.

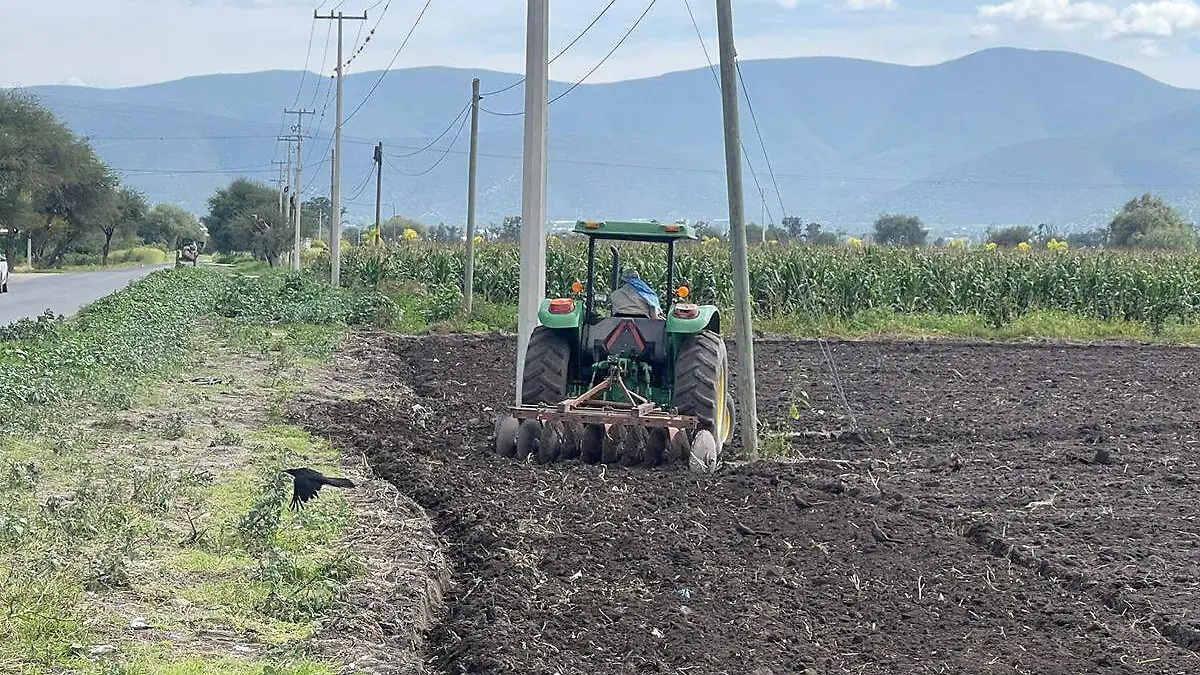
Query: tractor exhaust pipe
[{"left": 610, "top": 245, "right": 620, "bottom": 291}]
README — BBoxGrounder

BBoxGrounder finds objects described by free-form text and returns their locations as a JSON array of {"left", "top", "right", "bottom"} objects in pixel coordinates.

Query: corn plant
[{"left": 329, "top": 240, "right": 1200, "bottom": 331}]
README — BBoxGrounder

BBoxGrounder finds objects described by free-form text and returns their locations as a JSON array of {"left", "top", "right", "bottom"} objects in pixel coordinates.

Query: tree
[
  {"left": 0, "top": 91, "right": 121, "bottom": 267},
  {"left": 782, "top": 216, "right": 805, "bottom": 241},
  {"left": 492, "top": 215, "right": 521, "bottom": 242},
  {"left": 429, "top": 223, "right": 463, "bottom": 242},
  {"left": 692, "top": 220, "right": 723, "bottom": 241},
  {"left": 1066, "top": 228, "right": 1108, "bottom": 249},
  {"left": 202, "top": 179, "right": 291, "bottom": 264},
  {"left": 34, "top": 155, "right": 119, "bottom": 266},
  {"left": 301, "top": 197, "right": 332, "bottom": 238},
  {"left": 94, "top": 187, "right": 147, "bottom": 265},
  {"left": 379, "top": 215, "right": 427, "bottom": 242},
  {"left": 873, "top": 213, "right": 927, "bottom": 247},
  {"left": 985, "top": 225, "right": 1033, "bottom": 248},
  {"left": 801, "top": 220, "right": 842, "bottom": 246},
  {"left": 1108, "top": 193, "right": 1196, "bottom": 250},
  {"left": 140, "top": 204, "right": 205, "bottom": 250}
]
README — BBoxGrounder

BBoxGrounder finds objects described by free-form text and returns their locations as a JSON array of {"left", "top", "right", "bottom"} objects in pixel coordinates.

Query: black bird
[{"left": 284, "top": 467, "right": 355, "bottom": 511}]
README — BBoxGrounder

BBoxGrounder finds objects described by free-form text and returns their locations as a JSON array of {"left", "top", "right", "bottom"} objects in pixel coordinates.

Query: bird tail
[{"left": 323, "top": 477, "right": 355, "bottom": 489}]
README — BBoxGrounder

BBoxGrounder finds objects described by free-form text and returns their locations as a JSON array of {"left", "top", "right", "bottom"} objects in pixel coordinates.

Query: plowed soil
[{"left": 293, "top": 332, "right": 1200, "bottom": 674}]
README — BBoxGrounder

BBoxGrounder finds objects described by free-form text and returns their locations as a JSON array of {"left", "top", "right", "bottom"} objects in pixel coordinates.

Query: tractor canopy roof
[{"left": 571, "top": 219, "right": 699, "bottom": 242}]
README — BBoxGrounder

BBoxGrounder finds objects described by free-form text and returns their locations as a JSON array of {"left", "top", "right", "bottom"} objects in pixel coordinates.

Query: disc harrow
[{"left": 494, "top": 360, "right": 720, "bottom": 472}]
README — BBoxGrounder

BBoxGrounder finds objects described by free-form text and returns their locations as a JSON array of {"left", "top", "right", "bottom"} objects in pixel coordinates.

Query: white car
[{"left": 0, "top": 254, "right": 7, "bottom": 293}]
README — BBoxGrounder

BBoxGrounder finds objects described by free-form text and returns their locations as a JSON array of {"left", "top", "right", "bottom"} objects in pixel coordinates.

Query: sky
[{"left": 4, "top": 0, "right": 1200, "bottom": 89}]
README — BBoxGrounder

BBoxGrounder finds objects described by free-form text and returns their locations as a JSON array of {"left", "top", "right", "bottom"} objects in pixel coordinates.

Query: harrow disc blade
[
  {"left": 559, "top": 422, "right": 584, "bottom": 461},
  {"left": 516, "top": 419, "right": 541, "bottom": 461},
  {"left": 602, "top": 424, "right": 626, "bottom": 464},
  {"left": 688, "top": 430, "right": 719, "bottom": 474},
  {"left": 581, "top": 424, "right": 605, "bottom": 464},
  {"left": 619, "top": 425, "right": 648, "bottom": 467},
  {"left": 537, "top": 420, "right": 565, "bottom": 464},
  {"left": 667, "top": 428, "right": 691, "bottom": 464},
  {"left": 495, "top": 415, "right": 519, "bottom": 458},
  {"left": 644, "top": 427, "right": 669, "bottom": 468}
]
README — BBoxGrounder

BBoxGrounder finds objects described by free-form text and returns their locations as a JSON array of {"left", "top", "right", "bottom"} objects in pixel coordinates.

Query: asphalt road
[{"left": 0, "top": 265, "right": 171, "bottom": 326}]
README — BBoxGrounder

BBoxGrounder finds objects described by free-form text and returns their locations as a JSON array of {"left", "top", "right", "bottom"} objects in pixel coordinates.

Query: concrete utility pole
[
  {"left": 715, "top": 0, "right": 759, "bottom": 458},
  {"left": 281, "top": 146, "right": 294, "bottom": 226},
  {"left": 273, "top": 158, "right": 288, "bottom": 221},
  {"left": 315, "top": 9, "right": 367, "bottom": 286},
  {"left": 515, "top": 0, "right": 550, "bottom": 405},
  {"left": 26, "top": 235, "right": 32, "bottom": 268},
  {"left": 373, "top": 141, "right": 383, "bottom": 237},
  {"left": 761, "top": 189, "right": 767, "bottom": 245},
  {"left": 286, "top": 108, "right": 314, "bottom": 270},
  {"left": 464, "top": 77, "right": 481, "bottom": 317},
  {"left": 329, "top": 147, "right": 336, "bottom": 251}
]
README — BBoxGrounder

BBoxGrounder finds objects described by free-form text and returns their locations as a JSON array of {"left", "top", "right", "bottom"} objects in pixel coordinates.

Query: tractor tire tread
[
  {"left": 673, "top": 330, "right": 726, "bottom": 436},
  {"left": 522, "top": 326, "right": 572, "bottom": 406}
]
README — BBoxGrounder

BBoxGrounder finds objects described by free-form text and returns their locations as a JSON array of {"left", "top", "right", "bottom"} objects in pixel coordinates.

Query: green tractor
[{"left": 496, "top": 219, "right": 734, "bottom": 472}]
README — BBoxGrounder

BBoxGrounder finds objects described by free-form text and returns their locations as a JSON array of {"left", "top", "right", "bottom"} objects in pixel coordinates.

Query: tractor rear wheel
[
  {"left": 522, "top": 326, "right": 572, "bottom": 405},
  {"left": 673, "top": 330, "right": 733, "bottom": 457}
]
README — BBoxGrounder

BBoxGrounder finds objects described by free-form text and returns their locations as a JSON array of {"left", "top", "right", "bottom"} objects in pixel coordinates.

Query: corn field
[{"left": 312, "top": 241, "right": 1200, "bottom": 329}]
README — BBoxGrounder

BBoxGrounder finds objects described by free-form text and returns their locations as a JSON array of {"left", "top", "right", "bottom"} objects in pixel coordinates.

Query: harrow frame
[{"left": 509, "top": 362, "right": 698, "bottom": 431}]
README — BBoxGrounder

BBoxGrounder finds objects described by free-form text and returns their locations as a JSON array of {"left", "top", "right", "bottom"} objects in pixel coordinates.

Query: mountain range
[{"left": 16, "top": 47, "right": 1200, "bottom": 236}]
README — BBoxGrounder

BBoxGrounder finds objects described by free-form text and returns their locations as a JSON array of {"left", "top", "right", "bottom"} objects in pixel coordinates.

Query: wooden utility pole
[
  {"left": 373, "top": 141, "right": 384, "bottom": 237},
  {"left": 715, "top": 0, "right": 759, "bottom": 458},
  {"left": 285, "top": 108, "right": 314, "bottom": 270},
  {"left": 464, "top": 77, "right": 481, "bottom": 317},
  {"left": 315, "top": 9, "right": 367, "bottom": 286},
  {"left": 515, "top": 0, "right": 549, "bottom": 404}
]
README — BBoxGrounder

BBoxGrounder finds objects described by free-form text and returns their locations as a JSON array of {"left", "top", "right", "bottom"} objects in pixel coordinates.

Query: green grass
[{"left": 0, "top": 267, "right": 379, "bottom": 674}]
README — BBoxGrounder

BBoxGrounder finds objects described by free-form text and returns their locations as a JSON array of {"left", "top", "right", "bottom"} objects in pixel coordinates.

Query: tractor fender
[
  {"left": 537, "top": 297, "right": 585, "bottom": 330},
  {"left": 665, "top": 304, "right": 719, "bottom": 334}
]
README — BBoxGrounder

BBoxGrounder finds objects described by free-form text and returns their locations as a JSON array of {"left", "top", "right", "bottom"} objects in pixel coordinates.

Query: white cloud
[
  {"left": 1107, "top": 0, "right": 1200, "bottom": 37},
  {"left": 977, "top": 0, "right": 1116, "bottom": 30},
  {"left": 969, "top": 22, "right": 1001, "bottom": 37},
  {"left": 1139, "top": 38, "right": 1167, "bottom": 54},
  {"left": 840, "top": 0, "right": 896, "bottom": 8}
]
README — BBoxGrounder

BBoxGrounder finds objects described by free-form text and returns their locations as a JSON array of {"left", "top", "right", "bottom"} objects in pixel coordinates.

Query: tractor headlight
[{"left": 549, "top": 298, "right": 576, "bottom": 314}]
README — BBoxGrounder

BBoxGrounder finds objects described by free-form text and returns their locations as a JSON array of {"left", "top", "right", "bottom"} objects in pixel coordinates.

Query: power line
[
  {"left": 346, "top": 162, "right": 377, "bottom": 201},
  {"left": 478, "top": 104, "right": 524, "bottom": 117},
  {"left": 480, "top": 0, "right": 621, "bottom": 97},
  {"left": 344, "top": 13, "right": 369, "bottom": 68},
  {"left": 383, "top": 107, "right": 470, "bottom": 176},
  {"left": 93, "top": 138, "right": 1200, "bottom": 189},
  {"left": 308, "top": 23, "right": 335, "bottom": 111},
  {"left": 113, "top": 165, "right": 277, "bottom": 175},
  {"left": 736, "top": 60, "right": 786, "bottom": 221},
  {"left": 344, "top": 0, "right": 393, "bottom": 70},
  {"left": 549, "top": 0, "right": 658, "bottom": 105},
  {"left": 679, "top": 0, "right": 773, "bottom": 224},
  {"left": 480, "top": 0, "right": 661, "bottom": 116},
  {"left": 291, "top": 17, "right": 321, "bottom": 110},
  {"left": 391, "top": 101, "right": 471, "bottom": 158},
  {"left": 341, "top": 0, "right": 436, "bottom": 126}
]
